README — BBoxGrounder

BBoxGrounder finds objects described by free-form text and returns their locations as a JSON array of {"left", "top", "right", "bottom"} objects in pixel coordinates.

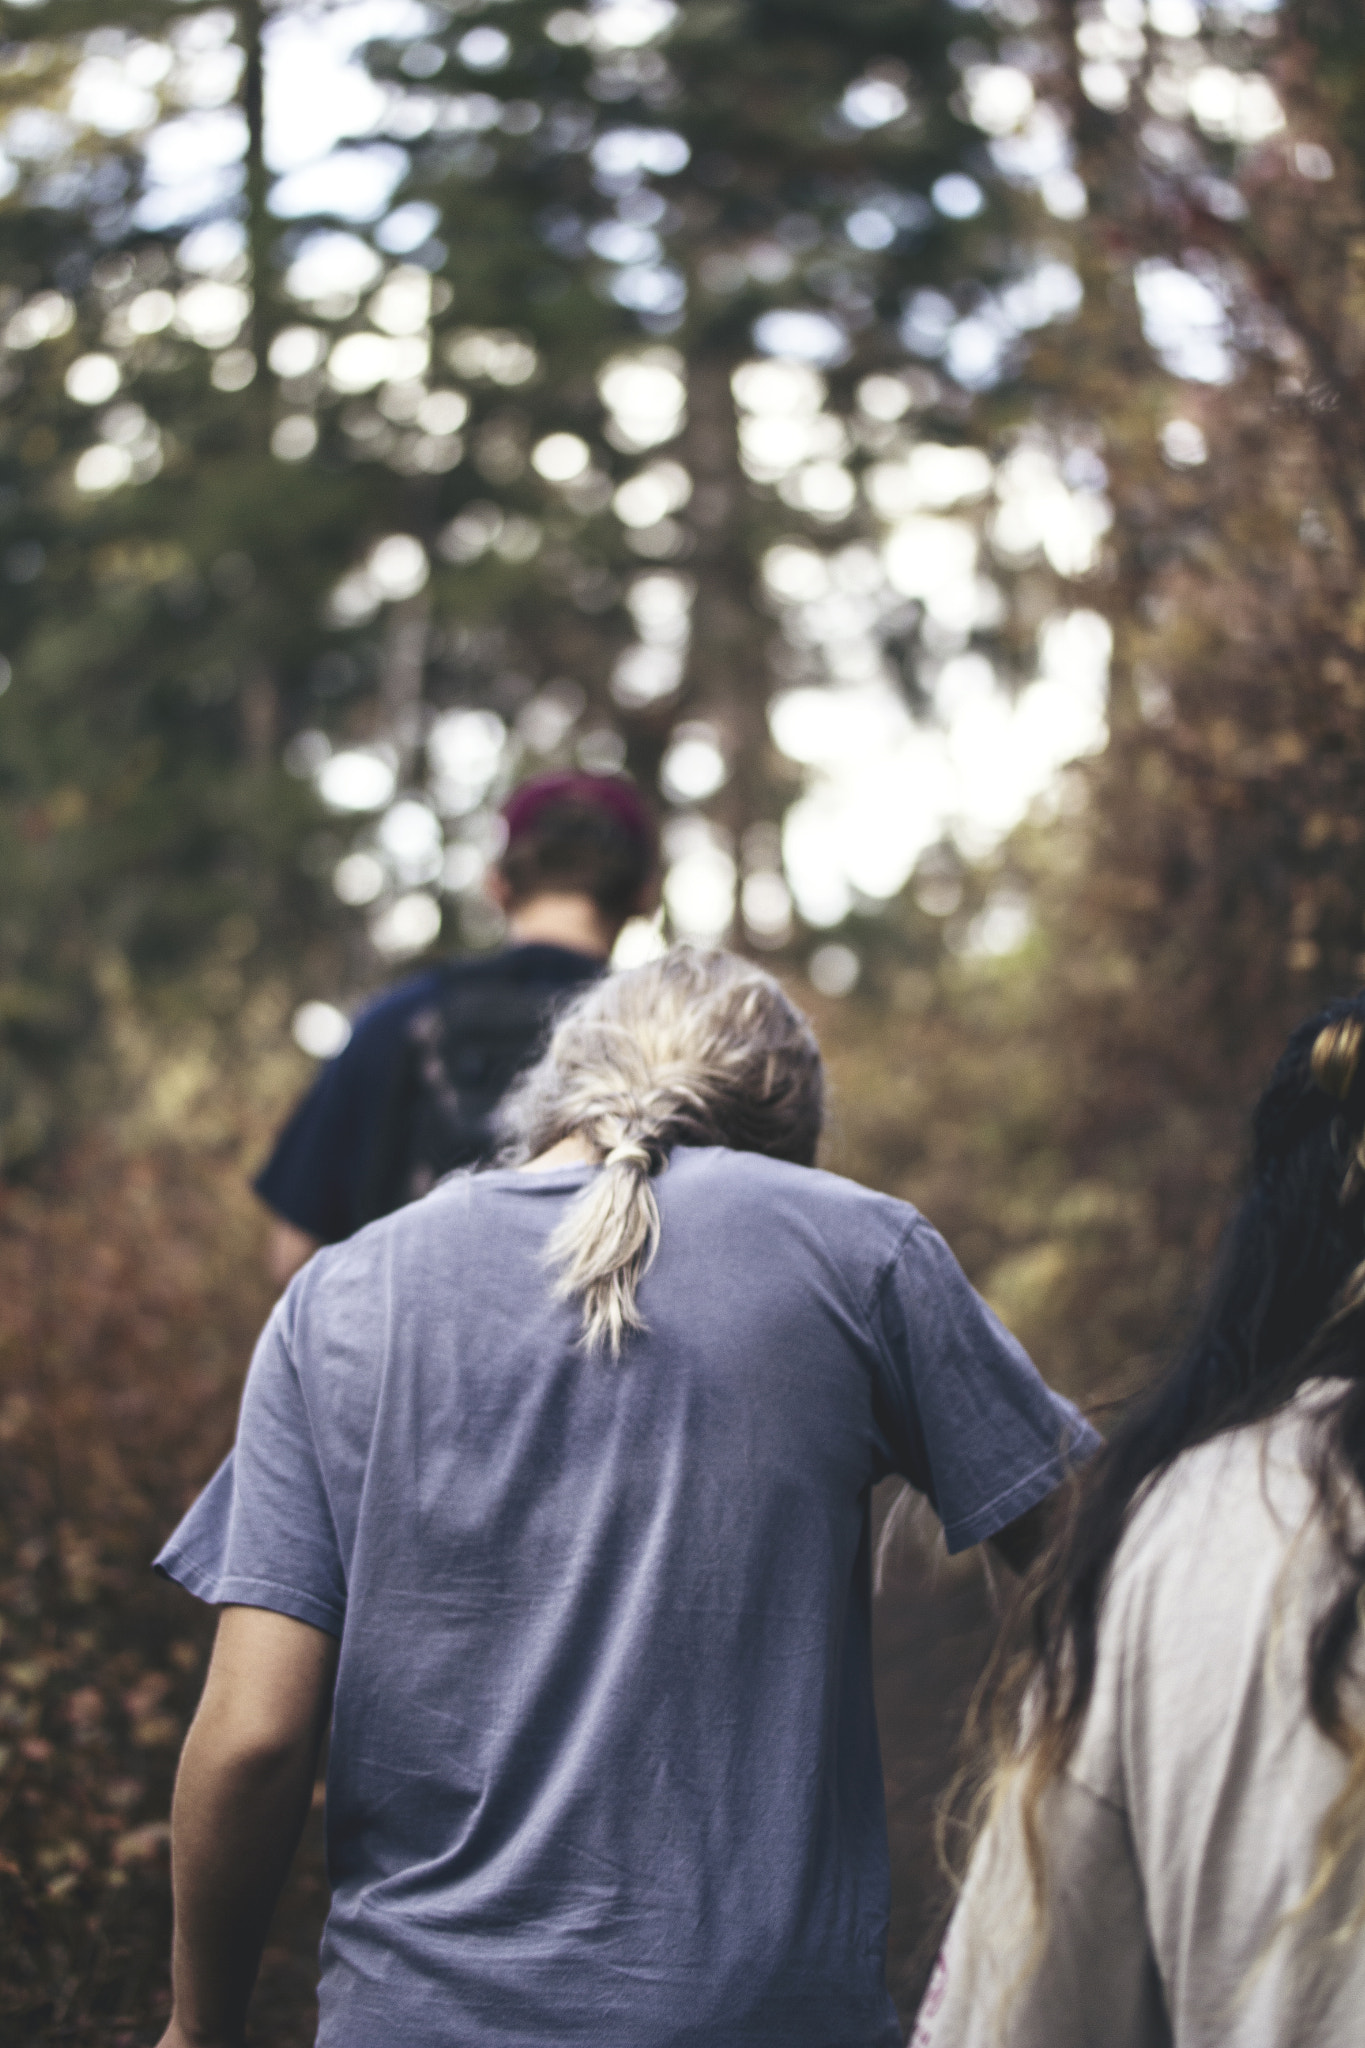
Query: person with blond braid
[
  {"left": 151, "top": 947, "right": 1094, "bottom": 2048},
  {"left": 915, "top": 996, "right": 1365, "bottom": 2048}
]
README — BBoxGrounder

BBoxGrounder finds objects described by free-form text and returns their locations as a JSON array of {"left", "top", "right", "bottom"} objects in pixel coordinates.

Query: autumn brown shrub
[{"left": 0, "top": 1135, "right": 327, "bottom": 2046}]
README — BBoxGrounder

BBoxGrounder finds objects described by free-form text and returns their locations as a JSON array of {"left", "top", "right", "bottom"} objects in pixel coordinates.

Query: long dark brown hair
[{"left": 983, "top": 994, "right": 1365, "bottom": 1922}]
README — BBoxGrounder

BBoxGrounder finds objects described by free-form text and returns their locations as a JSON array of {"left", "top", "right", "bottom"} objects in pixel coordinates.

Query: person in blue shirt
[
  {"left": 257, "top": 771, "right": 660, "bottom": 1286},
  {"left": 155, "top": 945, "right": 1098, "bottom": 2048}
]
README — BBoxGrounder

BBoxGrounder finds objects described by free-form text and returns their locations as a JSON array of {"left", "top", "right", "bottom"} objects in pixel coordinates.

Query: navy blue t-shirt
[
  {"left": 255, "top": 943, "right": 603, "bottom": 1242},
  {"left": 158, "top": 1147, "right": 1098, "bottom": 2048}
]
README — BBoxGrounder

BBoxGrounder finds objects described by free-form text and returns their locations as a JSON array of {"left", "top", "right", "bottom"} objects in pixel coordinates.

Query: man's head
[{"left": 490, "top": 772, "right": 660, "bottom": 954}]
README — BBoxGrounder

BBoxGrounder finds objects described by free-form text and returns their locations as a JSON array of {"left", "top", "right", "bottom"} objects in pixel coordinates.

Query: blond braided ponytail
[{"left": 499, "top": 945, "right": 823, "bottom": 1356}]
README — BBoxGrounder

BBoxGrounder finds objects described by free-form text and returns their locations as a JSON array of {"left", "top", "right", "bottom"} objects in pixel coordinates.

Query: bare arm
[
  {"left": 266, "top": 1219, "right": 321, "bottom": 1291},
  {"left": 156, "top": 1606, "right": 338, "bottom": 2048}
]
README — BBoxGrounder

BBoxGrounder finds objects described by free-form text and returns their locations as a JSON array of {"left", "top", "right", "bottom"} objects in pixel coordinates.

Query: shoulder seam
[{"left": 863, "top": 1212, "right": 927, "bottom": 1331}]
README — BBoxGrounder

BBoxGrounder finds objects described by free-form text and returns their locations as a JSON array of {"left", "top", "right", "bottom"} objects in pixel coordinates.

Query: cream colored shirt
[{"left": 915, "top": 1386, "right": 1365, "bottom": 2048}]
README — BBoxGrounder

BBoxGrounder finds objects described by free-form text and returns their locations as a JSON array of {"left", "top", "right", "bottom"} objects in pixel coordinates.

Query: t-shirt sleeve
[
  {"left": 153, "top": 1296, "right": 346, "bottom": 1637},
  {"left": 871, "top": 1220, "right": 1100, "bottom": 1553}
]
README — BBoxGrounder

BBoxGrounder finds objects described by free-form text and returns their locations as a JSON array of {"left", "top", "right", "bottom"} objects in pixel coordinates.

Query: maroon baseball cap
[{"left": 500, "top": 771, "right": 659, "bottom": 864}]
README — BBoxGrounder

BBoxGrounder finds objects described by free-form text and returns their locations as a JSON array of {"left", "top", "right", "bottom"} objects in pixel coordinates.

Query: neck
[
  {"left": 506, "top": 893, "right": 617, "bottom": 960},
  {"left": 518, "top": 1133, "right": 598, "bottom": 1171}
]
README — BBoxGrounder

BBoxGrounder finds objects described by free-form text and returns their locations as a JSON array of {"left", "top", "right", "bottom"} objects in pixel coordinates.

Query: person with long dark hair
[{"left": 915, "top": 996, "right": 1365, "bottom": 2047}]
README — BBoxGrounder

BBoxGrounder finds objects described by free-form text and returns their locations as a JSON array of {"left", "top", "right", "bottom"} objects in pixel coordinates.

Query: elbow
[
  {"left": 184, "top": 1706, "right": 320, "bottom": 1789},
  {"left": 220, "top": 1730, "right": 315, "bottom": 1783}
]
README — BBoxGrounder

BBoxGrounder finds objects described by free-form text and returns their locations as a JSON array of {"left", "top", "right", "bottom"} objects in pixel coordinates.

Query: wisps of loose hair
[
  {"left": 962, "top": 994, "right": 1365, "bottom": 1985},
  {"left": 498, "top": 944, "right": 824, "bottom": 1357}
]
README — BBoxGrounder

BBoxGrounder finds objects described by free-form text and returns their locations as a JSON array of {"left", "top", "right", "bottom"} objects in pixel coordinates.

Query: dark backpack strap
[
  {"left": 359, "top": 971, "right": 589, "bottom": 1224},
  {"left": 357, "top": 1017, "right": 428, "bottom": 1228}
]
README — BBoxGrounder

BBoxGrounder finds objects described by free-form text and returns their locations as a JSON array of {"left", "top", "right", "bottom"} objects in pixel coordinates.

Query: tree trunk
[
  {"left": 239, "top": 0, "right": 274, "bottom": 444},
  {"left": 679, "top": 350, "right": 786, "bottom": 929}
]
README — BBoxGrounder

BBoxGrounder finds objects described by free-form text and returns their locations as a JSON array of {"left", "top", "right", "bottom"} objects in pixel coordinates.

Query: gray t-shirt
[
  {"left": 914, "top": 1383, "right": 1365, "bottom": 2048},
  {"left": 157, "top": 1147, "right": 1094, "bottom": 2048}
]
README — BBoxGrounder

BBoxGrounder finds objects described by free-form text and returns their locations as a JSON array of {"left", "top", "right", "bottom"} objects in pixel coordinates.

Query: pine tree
[
  {"left": 0, "top": 3, "right": 389, "bottom": 1163},
  {"left": 302, "top": 0, "right": 1095, "bottom": 971},
  {"left": 0, "top": 0, "right": 1098, "bottom": 1156}
]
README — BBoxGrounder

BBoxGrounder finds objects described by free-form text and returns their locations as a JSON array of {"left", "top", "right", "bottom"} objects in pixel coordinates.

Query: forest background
[{"left": 4, "top": 0, "right": 1365, "bottom": 2039}]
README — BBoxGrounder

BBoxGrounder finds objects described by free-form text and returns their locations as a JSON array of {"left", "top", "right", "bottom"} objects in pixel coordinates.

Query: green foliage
[
  {"left": 2, "top": 0, "right": 1083, "bottom": 1160},
  {"left": 0, "top": 19, "right": 357, "bottom": 1162}
]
